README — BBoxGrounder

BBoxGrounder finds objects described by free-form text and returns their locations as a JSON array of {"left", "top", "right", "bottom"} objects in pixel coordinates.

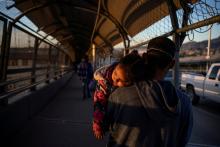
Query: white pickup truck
[{"left": 181, "top": 63, "right": 220, "bottom": 105}]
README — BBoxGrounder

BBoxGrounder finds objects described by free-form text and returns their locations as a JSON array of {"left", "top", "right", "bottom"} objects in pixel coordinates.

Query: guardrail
[
  {"left": 6, "top": 66, "right": 48, "bottom": 74},
  {"left": 0, "top": 14, "right": 73, "bottom": 106},
  {"left": 0, "top": 66, "right": 72, "bottom": 106}
]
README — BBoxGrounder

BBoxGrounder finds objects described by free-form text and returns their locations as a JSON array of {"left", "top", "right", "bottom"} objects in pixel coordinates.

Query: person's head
[
  {"left": 144, "top": 37, "right": 176, "bottom": 80},
  {"left": 112, "top": 64, "right": 131, "bottom": 87},
  {"left": 130, "top": 50, "right": 139, "bottom": 55},
  {"left": 82, "top": 55, "right": 89, "bottom": 62},
  {"left": 112, "top": 53, "right": 146, "bottom": 87}
]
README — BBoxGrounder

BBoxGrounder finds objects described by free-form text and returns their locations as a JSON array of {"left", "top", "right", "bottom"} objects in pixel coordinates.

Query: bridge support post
[
  {"left": 46, "top": 46, "right": 52, "bottom": 83},
  {"left": 54, "top": 50, "right": 60, "bottom": 80},
  {"left": 0, "top": 21, "right": 12, "bottom": 105},
  {"left": 31, "top": 38, "right": 39, "bottom": 91},
  {"left": 0, "top": 17, "right": 7, "bottom": 97}
]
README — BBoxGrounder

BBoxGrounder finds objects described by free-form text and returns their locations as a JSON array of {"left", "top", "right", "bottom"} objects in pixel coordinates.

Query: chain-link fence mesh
[{"left": 114, "top": 0, "right": 220, "bottom": 50}]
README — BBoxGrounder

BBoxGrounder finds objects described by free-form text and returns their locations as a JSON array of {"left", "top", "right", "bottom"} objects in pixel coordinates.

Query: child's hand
[
  {"left": 92, "top": 121, "right": 104, "bottom": 140},
  {"left": 94, "top": 131, "right": 104, "bottom": 140}
]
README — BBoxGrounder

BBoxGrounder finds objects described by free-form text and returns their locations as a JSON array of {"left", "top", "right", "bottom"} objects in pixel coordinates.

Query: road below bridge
[{"left": 188, "top": 99, "right": 220, "bottom": 147}]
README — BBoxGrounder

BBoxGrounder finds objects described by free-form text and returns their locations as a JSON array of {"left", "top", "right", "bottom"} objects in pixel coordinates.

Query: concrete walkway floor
[{"left": 7, "top": 74, "right": 107, "bottom": 147}]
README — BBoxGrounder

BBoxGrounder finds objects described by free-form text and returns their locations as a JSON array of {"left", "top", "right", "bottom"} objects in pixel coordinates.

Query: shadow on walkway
[{"left": 8, "top": 74, "right": 107, "bottom": 147}]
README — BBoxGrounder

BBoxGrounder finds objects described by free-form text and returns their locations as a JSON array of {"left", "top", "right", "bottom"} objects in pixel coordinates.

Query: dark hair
[
  {"left": 148, "top": 37, "right": 176, "bottom": 58},
  {"left": 130, "top": 50, "right": 139, "bottom": 55},
  {"left": 83, "top": 55, "right": 89, "bottom": 62},
  {"left": 119, "top": 53, "right": 147, "bottom": 82},
  {"left": 143, "top": 37, "right": 176, "bottom": 78}
]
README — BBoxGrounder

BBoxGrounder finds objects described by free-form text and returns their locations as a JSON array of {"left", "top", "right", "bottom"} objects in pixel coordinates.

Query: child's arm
[
  {"left": 93, "top": 65, "right": 110, "bottom": 81},
  {"left": 93, "top": 79, "right": 110, "bottom": 139}
]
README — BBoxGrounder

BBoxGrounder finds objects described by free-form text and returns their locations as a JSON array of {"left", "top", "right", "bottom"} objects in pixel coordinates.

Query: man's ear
[{"left": 168, "top": 59, "right": 175, "bottom": 69}]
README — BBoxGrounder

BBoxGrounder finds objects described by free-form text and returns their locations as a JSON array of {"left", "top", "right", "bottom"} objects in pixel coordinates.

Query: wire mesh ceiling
[
  {"left": 114, "top": 0, "right": 220, "bottom": 50},
  {"left": 186, "top": 0, "right": 220, "bottom": 40}
]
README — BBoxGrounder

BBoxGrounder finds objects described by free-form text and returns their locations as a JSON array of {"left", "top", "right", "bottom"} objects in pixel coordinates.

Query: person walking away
[
  {"left": 106, "top": 37, "right": 193, "bottom": 147},
  {"left": 78, "top": 55, "right": 93, "bottom": 99}
]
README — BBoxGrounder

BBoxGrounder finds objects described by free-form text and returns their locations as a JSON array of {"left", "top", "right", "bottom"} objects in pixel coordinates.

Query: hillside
[
  {"left": 180, "top": 36, "right": 220, "bottom": 57},
  {"left": 181, "top": 36, "right": 220, "bottom": 50}
]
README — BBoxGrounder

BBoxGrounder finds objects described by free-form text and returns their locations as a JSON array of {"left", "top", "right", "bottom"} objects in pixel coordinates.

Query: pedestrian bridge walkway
[
  {"left": 2, "top": 73, "right": 106, "bottom": 147},
  {"left": 1, "top": 73, "right": 217, "bottom": 147}
]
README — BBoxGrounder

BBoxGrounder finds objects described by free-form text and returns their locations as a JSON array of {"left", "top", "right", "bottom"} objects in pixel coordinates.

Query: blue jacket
[
  {"left": 78, "top": 61, "right": 93, "bottom": 80},
  {"left": 107, "top": 80, "right": 193, "bottom": 147}
]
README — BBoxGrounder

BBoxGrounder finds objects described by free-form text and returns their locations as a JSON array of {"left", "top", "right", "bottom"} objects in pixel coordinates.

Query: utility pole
[{"left": 206, "top": 25, "right": 211, "bottom": 72}]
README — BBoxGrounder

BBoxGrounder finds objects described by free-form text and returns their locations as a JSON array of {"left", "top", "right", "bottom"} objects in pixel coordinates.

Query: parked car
[{"left": 181, "top": 63, "right": 220, "bottom": 105}]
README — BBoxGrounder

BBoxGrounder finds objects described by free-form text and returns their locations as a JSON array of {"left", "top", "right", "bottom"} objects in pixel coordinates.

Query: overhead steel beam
[
  {"left": 38, "top": 22, "right": 91, "bottom": 41},
  {"left": 68, "top": 23, "right": 91, "bottom": 32},
  {"left": 12, "top": 1, "right": 130, "bottom": 50},
  {"left": 95, "top": 17, "right": 107, "bottom": 32},
  {"left": 41, "top": 25, "right": 90, "bottom": 42},
  {"left": 0, "top": 11, "right": 53, "bottom": 45},
  {"left": 42, "top": 26, "right": 68, "bottom": 40},
  {"left": 124, "top": 0, "right": 163, "bottom": 33},
  {"left": 97, "top": 33, "right": 113, "bottom": 48},
  {"left": 96, "top": 33, "right": 113, "bottom": 52},
  {"left": 13, "top": 1, "right": 128, "bottom": 40},
  {"left": 57, "top": 22, "right": 90, "bottom": 42},
  {"left": 6, "top": 0, "right": 26, "bottom": 9},
  {"left": 57, "top": 1, "right": 130, "bottom": 49},
  {"left": 37, "top": 21, "right": 60, "bottom": 32},
  {"left": 13, "top": 3, "right": 50, "bottom": 24},
  {"left": 90, "top": 0, "right": 101, "bottom": 45},
  {"left": 102, "top": 0, "right": 129, "bottom": 44},
  {"left": 59, "top": 34, "right": 73, "bottom": 42},
  {"left": 121, "top": 1, "right": 140, "bottom": 25},
  {"left": 73, "top": 5, "right": 130, "bottom": 47}
]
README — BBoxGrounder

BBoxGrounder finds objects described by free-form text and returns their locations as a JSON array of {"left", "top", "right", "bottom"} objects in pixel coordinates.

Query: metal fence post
[
  {"left": 0, "top": 18, "right": 7, "bottom": 93},
  {"left": 46, "top": 46, "right": 51, "bottom": 83},
  {"left": 54, "top": 50, "right": 59, "bottom": 80},
  {"left": 31, "top": 38, "right": 39, "bottom": 91},
  {"left": 0, "top": 17, "right": 8, "bottom": 105},
  {"left": 2, "top": 22, "right": 12, "bottom": 82},
  {"left": 0, "top": 22, "right": 12, "bottom": 105}
]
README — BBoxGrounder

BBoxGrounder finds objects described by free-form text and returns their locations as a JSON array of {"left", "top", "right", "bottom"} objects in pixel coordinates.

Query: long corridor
[{"left": 7, "top": 74, "right": 106, "bottom": 147}]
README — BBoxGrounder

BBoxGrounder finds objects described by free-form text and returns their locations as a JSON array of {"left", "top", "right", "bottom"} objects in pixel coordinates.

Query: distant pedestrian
[{"left": 78, "top": 55, "right": 93, "bottom": 99}]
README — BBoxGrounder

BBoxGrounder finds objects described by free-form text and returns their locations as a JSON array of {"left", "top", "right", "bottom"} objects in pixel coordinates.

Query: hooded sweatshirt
[{"left": 107, "top": 80, "right": 193, "bottom": 147}]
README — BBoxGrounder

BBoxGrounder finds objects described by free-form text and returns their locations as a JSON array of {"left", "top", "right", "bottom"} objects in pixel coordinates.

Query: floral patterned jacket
[{"left": 93, "top": 62, "right": 118, "bottom": 135}]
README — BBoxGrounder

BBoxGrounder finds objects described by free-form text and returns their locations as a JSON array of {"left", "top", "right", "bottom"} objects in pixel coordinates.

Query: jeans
[{"left": 82, "top": 79, "right": 91, "bottom": 99}]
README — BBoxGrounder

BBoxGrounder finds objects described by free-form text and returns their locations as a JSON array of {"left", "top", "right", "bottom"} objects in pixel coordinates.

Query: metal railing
[
  {"left": 0, "top": 66, "right": 72, "bottom": 105},
  {"left": 0, "top": 14, "right": 73, "bottom": 106}
]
